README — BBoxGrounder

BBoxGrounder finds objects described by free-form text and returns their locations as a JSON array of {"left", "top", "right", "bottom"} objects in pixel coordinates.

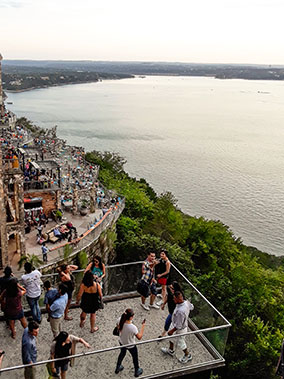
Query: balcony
[{"left": 0, "top": 261, "right": 230, "bottom": 378}]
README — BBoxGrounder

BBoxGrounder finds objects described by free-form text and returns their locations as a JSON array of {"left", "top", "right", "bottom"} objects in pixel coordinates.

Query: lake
[{"left": 6, "top": 76, "right": 284, "bottom": 256}]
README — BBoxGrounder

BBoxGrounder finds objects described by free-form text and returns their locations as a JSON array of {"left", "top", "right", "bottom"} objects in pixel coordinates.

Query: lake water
[{"left": 6, "top": 76, "right": 284, "bottom": 256}]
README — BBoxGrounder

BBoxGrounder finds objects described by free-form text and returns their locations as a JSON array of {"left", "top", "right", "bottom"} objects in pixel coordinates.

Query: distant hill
[
  {"left": 3, "top": 60, "right": 284, "bottom": 81},
  {"left": 3, "top": 60, "right": 284, "bottom": 92}
]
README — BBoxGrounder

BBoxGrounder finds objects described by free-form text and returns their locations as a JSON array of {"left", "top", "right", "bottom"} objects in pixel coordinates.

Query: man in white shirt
[
  {"left": 161, "top": 291, "right": 194, "bottom": 363},
  {"left": 21, "top": 262, "right": 42, "bottom": 323}
]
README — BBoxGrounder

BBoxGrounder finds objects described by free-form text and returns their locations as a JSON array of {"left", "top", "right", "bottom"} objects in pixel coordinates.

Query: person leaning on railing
[{"left": 50, "top": 331, "right": 91, "bottom": 378}]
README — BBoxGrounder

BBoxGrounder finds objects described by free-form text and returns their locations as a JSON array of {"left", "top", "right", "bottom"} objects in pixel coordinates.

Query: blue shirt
[
  {"left": 22, "top": 328, "right": 37, "bottom": 364},
  {"left": 44, "top": 288, "right": 59, "bottom": 305},
  {"left": 50, "top": 293, "right": 68, "bottom": 318}
]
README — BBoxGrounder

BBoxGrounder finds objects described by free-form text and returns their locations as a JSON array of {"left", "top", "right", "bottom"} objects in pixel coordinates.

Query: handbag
[
  {"left": 136, "top": 279, "right": 149, "bottom": 298},
  {"left": 276, "top": 340, "right": 284, "bottom": 376},
  {"left": 113, "top": 326, "right": 119, "bottom": 336}
]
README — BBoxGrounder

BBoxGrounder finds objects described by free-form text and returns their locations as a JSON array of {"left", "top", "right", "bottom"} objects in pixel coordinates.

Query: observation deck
[{"left": 0, "top": 262, "right": 231, "bottom": 378}]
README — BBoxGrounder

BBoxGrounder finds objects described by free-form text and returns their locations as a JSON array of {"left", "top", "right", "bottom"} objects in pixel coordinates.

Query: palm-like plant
[{"left": 18, "top": 254, "right": 43, "bottom": 270}]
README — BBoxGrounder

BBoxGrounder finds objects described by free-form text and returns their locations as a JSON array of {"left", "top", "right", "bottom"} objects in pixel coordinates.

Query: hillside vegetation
[{"left": 86, "top": 150, "right": 284, "bottom": 379}]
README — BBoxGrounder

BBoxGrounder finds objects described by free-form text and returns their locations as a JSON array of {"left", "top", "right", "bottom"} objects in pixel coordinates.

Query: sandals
[
  {"left": 64, "top": 316, "right": 73, "bottom": 321},
  {"left": 90, "top": 326, "right": 99, "bottom": 333}
]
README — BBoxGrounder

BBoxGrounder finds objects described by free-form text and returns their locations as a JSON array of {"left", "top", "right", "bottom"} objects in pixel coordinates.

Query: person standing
[
  {"left": 161, "top": 291, "right": 194, "bottom": 363},
  {"left": 137, "top": 251, "right": 159, "bottom": 311},
  {"left": 37, "top": 223, "right": 43, "bottom": 237},
  {"left": 85, "top": 255, "right": 106, "bottom": 287},
  {"left": 158, "top": 281, "right": 182, "bottom": 338},
  {"left": 76, "top": 271, "right": 102, "bottom": 333},
  {"left": 0, "top": 279, "right": 27, "bottom": 339},
  {"left": 0, "top": 266, "right": 17, "bottom": 294},
  {"left": 21, "top": 262, "right": 42, "bottom": 323},
  {"left": 43, "top": 280, "right": 59, "bottom": 322},
  {"left": 156, "top": 250, "right": 171, "bottom": 305},
  {"left": 41, "top": 243, "right": 49, "bottom": 263},
  {"left": 58, "top": 264, "right": 78, "bottom": 320},
  {"left": 22, "top": 321, "right": 39, "bottom": 379},
  {"left": 49, "top": 284, "right": 68, "bottom": 337},
  {"left": 49, "top": 283, "right": 68, "bottom": 337},
  {"left": 115, "top": 308, "right": 145, "bottom": 377},
  {"left": 0, "top": 266, "right": 17, "bottom": 326}
]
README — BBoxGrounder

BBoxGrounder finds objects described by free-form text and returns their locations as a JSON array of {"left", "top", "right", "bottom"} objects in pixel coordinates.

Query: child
[{"left": 43, "top": 280, "right": 59, "bottom": 322}]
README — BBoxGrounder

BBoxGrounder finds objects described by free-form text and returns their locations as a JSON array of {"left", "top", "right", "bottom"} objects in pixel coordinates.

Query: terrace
[{"left": 0, "top": 261, "right": 230, "bottom": 378}]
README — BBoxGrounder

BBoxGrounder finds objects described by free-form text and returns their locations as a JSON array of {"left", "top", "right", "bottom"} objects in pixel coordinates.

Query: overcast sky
[{"left": 1, "top": 0, "right": 284, "bottom": 64}]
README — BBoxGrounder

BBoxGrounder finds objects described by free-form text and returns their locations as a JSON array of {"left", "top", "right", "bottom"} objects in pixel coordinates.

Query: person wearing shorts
[
  {"left": 49, "top": 284, "right": 68, "bottom": 337},
  {"left": 137, "top": 252, "right": 159, "bottom": 311},
  {"left": 161, "top": 291, "right": 194, "bottom": 363},
  {"left": 50, "top": 331, "right": 90, "bottom": 378},
  {"left": 156, "top": 250, "right": 171, "bottom": 305}
]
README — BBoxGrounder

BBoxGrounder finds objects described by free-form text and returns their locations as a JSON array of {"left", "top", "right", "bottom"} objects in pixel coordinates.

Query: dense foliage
[{"left": 86, "top": 150, "right": 284, "bottom": 379}]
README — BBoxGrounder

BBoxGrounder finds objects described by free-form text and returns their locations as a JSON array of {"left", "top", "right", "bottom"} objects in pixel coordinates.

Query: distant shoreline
[{"left": 5, "top": 78, "right": 124, "bottom": 93}]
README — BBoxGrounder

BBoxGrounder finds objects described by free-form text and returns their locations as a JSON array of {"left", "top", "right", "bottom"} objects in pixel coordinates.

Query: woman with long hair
[
  {"left": 156, "top": 250, "right": 171, "bottom": 305},
  {"left": 58, "top": 263, "right": 78, "bottom": 320},
  {"left": 85, "top": 255, "right": 105, "bottom": 286},
  {"left": 76, "top": 270, "right": 102, "bottom": 333},
  {"left": 115, "top": 308, "right": 145, "bottom": 377},
  {"left": 50, "top": 331, "right": 90, "bottom": 378},
  {"left": 0, "top": 278, "right": 27, "bottom": 338}
]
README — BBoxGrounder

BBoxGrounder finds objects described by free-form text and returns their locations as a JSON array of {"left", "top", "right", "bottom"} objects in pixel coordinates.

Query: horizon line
[{"left": 2, "top": 58, "right": 283, "bottom": 67}]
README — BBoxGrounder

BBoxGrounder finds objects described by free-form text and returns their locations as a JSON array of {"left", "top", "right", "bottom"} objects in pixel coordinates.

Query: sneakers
[
  {"left": 115, "top": 365, "right": 124, "bottom": 374},
  {"left": 135, "top": 368, "right": 143, "bottom": 377},
  {"left": 140, "top": 303, "right": 150, "bottom": 311},
  {"left": 161, "top": 347, "right": 174, "bottom": 357},
  {"left": 156, "top": 299, "right": 163, "bottom": 306},
  {"left": 179, "top": 354, "right": 192, "bottom": 363},
  {"left": 149, "top": 303, "right": 160, "bottom": 309}
]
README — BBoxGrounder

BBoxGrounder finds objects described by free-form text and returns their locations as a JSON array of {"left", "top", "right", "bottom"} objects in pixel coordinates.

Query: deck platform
[{"left": 0, "top": 296, "right": 225, "bottom": 378}]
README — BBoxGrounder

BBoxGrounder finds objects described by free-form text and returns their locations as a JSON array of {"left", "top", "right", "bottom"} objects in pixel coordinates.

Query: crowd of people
[{"left": 0, "top": 250, "right": 195, "bottom": 378}]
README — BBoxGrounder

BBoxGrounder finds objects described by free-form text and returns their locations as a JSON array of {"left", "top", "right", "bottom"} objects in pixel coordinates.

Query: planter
[{"left": 80, "top": 206, "right": 88, "bottom": 216}]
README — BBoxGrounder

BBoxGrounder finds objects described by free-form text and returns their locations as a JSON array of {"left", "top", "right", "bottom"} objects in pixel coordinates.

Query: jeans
[
  {"left": 164, "top": 314, "right": 172, "bottom": 331},
  {"left": 116, "top": 345, "right": 139, "bottom": 372},
  {"left": 26, "top": 296, "right": 41, "bottom": 323}
]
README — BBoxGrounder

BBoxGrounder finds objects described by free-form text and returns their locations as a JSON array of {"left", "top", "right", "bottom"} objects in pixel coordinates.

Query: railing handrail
[
  {"left": 0, "top": 324, "right": 229, "bottom": 374},
  {"left": 171, "top": 262, "right": 231, "bottom": 327},
  {"left": 39, "top": 198, "right": 125, "bottom": 268}
]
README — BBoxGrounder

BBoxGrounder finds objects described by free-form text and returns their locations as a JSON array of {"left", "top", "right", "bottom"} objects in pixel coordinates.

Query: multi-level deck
[{"left": 0, "top": 262, "right": 230, "bottom": 378}]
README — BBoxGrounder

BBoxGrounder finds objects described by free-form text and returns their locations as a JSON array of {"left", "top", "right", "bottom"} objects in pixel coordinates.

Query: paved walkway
[
  {"left": 5, "top": 208, "right": 104, "bottom": 276},
  {"left": 0, "top": 297, "right": 216, "bottom": 378}
]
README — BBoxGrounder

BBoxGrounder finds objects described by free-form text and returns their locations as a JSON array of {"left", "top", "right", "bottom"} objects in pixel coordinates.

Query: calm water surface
[{"left": 7, "top": 76, "right": 284, "bottom": 255}]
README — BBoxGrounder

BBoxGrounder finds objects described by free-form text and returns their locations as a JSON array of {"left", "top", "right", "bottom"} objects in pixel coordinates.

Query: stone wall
[{"left": 24, "top": 189, "right": 60, "bottom": 216}]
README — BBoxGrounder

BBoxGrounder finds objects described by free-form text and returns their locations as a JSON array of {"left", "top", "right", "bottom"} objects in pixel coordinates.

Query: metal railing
[
  {"left": 0, "top": 261, "right": 230, "bottom": 378},
  {"left": 42, "top": 198, "right": 125, "bottom": 267}
]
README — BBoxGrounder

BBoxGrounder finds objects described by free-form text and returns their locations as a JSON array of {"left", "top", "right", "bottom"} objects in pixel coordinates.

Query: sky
[{"left": 1, "top": 0, "right": 284, "bottom": 65}]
